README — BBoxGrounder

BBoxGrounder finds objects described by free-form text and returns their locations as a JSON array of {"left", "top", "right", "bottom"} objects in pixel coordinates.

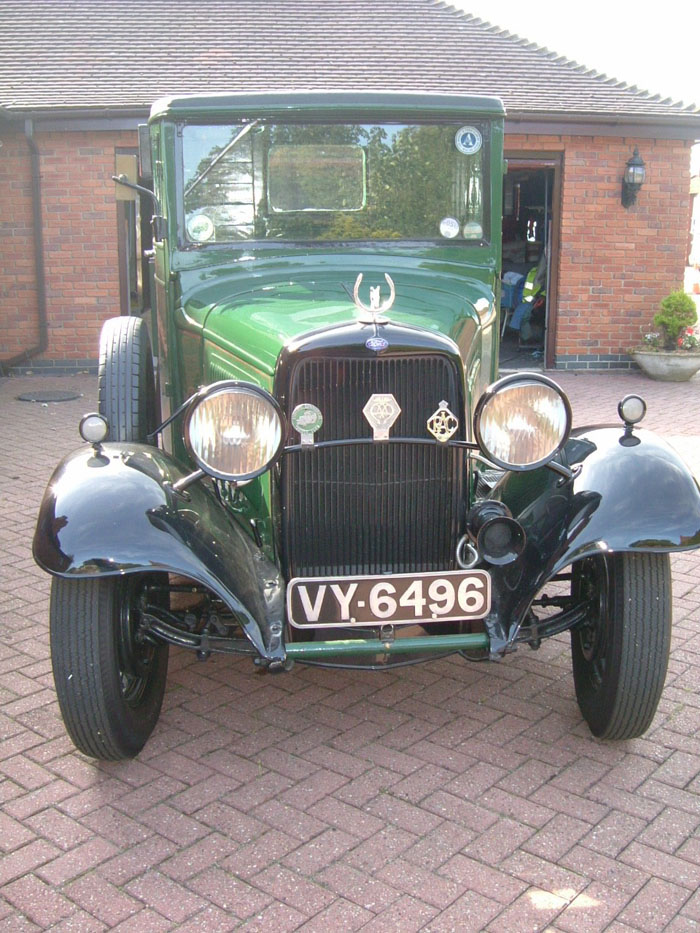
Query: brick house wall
[
  {"left": 505, "top": 134, "right": 692, "bottom": 369},
  {"left": 1, "top": 129, "right": 37, "bottom": 362},
  {"left": 1, "top": 128, "right": 134, "bottom": 372},
  {"left": 0, "top": 127, "right": 693, "bottom": 373}
]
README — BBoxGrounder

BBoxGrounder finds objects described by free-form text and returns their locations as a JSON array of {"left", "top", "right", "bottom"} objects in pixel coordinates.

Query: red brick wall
[
  {"left": 0, "top": 127, "right": 693, "bottom": 371},
  {"left": 505, "top": 133, "right": 693, "bottom": 366},
  {"left": 0, "top": 128, "right": 135, "bottom": 370},
  {"left": 0, "top": 129, "right": 38, "bottom": 361}
]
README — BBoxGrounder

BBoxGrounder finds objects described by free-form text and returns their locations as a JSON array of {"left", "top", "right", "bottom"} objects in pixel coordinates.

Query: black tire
[
  {"left": 50, "top": 575, "right": 169, "bottom": 760},
  {"left": 98, "top": 316, "right": 158, "bottom": 442},
  {"left": 571, "top": 552, "right": 671, "bottom": 740}
]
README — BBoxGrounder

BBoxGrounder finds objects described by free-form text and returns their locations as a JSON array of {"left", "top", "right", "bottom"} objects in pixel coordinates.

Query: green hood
[{"left": 179, "top": 258, "right": 496, "bottom": 381}]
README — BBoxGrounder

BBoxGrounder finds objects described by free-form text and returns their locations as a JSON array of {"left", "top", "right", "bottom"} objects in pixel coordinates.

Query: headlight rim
[
  {"left": 473, "top": 372, "right": 572, "bottom": 472},
  {"left": 183, "top": 380, "right": 286, "bottom": 483}
]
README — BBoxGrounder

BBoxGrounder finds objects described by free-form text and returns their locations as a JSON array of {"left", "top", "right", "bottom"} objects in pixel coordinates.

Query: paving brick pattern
[{"left": 1, "top": 370, "right": 699, "bottom": 932}]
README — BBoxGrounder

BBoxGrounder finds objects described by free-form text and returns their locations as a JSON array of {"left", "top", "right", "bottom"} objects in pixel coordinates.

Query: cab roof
[{"left": 149, "top": 91, "right": 506, "bottom": 123}]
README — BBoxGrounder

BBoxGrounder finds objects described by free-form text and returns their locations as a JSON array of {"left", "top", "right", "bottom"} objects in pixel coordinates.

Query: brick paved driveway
[{"left": 1, "top": 371, "right": 699, "bottom": 932}]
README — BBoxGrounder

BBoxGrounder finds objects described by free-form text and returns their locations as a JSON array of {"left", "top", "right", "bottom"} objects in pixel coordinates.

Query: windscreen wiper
[{"left": 185, "top": 120, "right": 260, "bottom": 197}]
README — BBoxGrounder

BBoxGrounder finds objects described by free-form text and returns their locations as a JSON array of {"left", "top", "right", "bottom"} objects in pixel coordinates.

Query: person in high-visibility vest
[
  {"left": 508, "top": 250, "right": 546, "bottom": 334},
  {"left": 522, "top": 251, "right": 547, "bottom": 303}
]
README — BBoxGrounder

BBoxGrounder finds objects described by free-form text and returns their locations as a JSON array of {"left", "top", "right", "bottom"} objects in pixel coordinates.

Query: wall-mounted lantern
[{"left": 622, "top": 147, "right": 646, "bottom": 208}]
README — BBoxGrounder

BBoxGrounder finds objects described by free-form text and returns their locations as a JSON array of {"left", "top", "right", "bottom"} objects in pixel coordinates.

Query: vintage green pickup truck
[{"left": 33, "top": 92, "right": 700, "bottom": 758}]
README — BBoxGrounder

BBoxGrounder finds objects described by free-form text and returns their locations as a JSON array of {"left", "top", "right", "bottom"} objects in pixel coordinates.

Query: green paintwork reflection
[{"left": 183, "top": 262, "right": 494, "bottom": 379}]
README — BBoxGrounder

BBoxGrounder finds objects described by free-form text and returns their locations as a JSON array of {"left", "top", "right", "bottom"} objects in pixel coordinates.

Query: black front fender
[
  {"left": 33, "top": 443, "right": 285, "bottom": 660},
  {"left": 485, "top": 425, "right": 700, "bottom": 647},
  {"left": 507, "top": 426, "right": 700, "bottom": 566}
]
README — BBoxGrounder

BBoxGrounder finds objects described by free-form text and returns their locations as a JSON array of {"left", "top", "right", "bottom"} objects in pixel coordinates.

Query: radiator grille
[{"left": 282, "top": 355, "right": 465, "bottom": 577}]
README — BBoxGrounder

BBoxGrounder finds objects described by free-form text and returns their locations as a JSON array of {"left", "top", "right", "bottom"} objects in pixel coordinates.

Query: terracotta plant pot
[{"left": 631, "top": 349, "right": 700, "bottom": 382}]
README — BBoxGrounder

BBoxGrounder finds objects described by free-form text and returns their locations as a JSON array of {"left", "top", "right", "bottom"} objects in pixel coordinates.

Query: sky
[{"left": 448, "top": 0, "right": 700, "bottom": 110}]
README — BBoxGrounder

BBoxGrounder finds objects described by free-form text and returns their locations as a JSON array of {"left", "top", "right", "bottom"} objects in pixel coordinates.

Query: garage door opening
[{"left": 500, "top": 157, "right": 560, "bottom": 370}]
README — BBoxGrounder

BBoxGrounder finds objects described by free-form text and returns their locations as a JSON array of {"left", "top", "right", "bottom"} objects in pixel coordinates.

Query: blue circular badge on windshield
[
  {"left": 366, "top": 336, "right": 389, "bottom": 352},
  {"left": 455, "top": 126, "right": 482, "bottom": 156}
]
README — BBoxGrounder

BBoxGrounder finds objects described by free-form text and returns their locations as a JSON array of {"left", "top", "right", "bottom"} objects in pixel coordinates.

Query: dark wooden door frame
[{"left": 503, "top": 151, "right": 563, "bottom": 369}]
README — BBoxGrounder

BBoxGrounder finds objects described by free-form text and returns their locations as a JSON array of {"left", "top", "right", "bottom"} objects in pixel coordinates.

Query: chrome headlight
[
  {"left": 184, "top": 381, "right": 285, "bottom": 482},
  {"left": 474, "top": 373, "right": 572, "bottom": 471}
]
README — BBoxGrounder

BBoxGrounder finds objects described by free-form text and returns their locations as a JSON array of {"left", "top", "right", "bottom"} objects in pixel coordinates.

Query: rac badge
[
  {"left": 363, "top": 393, "right": 401, "bottom": 441},
  {"left": 427, "top": 401, "right": 459, "bottom": 443}
]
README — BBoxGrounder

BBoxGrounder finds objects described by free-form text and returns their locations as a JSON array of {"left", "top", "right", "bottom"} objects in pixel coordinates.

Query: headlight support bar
[{"left": 283, "top": 436, "right": 575, "bottom": 480}]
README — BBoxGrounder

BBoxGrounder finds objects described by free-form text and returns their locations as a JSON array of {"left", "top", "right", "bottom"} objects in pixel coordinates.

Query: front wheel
[
  {"left": 571, "top": 552, "right": 671, "bottom": 740},
  {"left": 50, "top": 576, "right": 168, "bottom": 759}
]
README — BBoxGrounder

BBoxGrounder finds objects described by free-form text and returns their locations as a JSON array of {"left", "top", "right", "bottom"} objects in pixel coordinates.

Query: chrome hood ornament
[{"left": 353, "top": 273, "right": 395, "bottom": 324}]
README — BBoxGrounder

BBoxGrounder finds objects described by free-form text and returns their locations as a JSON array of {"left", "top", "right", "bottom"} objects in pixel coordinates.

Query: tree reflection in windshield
[{"left": 182, "top": 122, "right": 487, "bottom": 244}]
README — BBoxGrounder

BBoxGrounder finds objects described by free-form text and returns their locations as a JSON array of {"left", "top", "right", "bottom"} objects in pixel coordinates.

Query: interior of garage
[{"left": 499, "top": 162, "right": 556, "bottom": 370}]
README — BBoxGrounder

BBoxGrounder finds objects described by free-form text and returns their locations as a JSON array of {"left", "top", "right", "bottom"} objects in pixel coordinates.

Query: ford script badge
[{"left": 366, "top": 336, "right": 389, "bottom": 352}]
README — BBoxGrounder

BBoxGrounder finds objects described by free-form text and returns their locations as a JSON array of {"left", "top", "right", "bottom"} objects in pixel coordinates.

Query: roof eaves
[
  {"left": 0, "top": 102, "right": 150, "bottom": 118},
  {"left": 3, "top": 101, "right": 699, "bottom": 134},
  {"left": 506, "top": 109, "right": 700, "bottom": 139}
]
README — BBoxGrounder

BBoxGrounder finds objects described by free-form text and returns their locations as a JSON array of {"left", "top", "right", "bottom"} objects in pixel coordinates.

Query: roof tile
[{"left": 0, "top": 0, "right": 698, "bottom": 121}]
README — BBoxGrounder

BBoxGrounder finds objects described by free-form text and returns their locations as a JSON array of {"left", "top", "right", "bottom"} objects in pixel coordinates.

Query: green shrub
[{"left": 653, "top": 291, "right": 698, "bottom": 349}]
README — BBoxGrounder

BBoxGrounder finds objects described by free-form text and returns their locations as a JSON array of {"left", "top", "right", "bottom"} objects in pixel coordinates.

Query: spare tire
[{"left": 98, "top": 316, "right": 159, "bottom": 442}]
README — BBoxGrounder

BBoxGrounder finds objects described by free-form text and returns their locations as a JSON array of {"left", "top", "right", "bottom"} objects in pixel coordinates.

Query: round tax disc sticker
[
  {"left": 187, "top": 213, "right": 215, "bottom": 242},
  {"left": 455, "top": 126, "right": 482, "bottom": 155},
  {"left": 439, "top": 217, "right": 460, "bottom": 239}
]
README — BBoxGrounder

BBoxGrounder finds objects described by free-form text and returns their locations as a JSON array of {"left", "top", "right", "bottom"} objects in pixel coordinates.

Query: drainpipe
[{"left": 0, "top": 118, "right": 49, "bottom": 375}]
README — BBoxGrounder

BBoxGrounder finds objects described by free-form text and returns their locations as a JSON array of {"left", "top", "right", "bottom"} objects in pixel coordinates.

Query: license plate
[{"left": 287, "top": 569, "right": 491, "bottom": 629}]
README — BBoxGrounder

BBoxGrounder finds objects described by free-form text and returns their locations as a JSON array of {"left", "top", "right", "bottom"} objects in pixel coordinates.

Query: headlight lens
[
  {"left": 79, "top": 412, "right": 109, "bottom": 444},
  {"left": 618, "top": 394, "right": 646, "bottom": 425},
  {"left": 184, "top": 382, "right": 284, "bottom": 481},
  {"left": 474, "top": 374, "right": 571, "bottom": 470}
]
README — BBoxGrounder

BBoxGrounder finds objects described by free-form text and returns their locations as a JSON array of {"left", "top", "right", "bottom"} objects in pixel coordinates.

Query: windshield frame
[{"left": 175, "top": 117, "right": 493, "bottom": 250}]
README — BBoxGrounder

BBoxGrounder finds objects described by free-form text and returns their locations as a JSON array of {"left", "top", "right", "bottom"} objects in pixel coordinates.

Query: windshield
[{"left": 181, "top": 122, "right": 488, "bottom": 244}]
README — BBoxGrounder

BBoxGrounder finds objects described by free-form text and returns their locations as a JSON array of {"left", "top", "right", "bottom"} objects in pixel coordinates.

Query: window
[{"left": 181, "top": 122, "right": 488, "bottom": 244}]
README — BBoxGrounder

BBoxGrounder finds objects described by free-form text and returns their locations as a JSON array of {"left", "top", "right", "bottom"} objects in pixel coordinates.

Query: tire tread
[
  {"left": 98, "top": 316, "right": 153, "bottom": 442},
  {"left": 50, "top": 577, "right": 167, "bottom": 760},
  {"left": 51, "top": 579, "right": 122, "bottom": 758},
  {"left": 605, "top": 552, "right": 671, "bottom": 739},
  {"left": 572, "top": 552, "right": 671, "bottom": 741}
]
